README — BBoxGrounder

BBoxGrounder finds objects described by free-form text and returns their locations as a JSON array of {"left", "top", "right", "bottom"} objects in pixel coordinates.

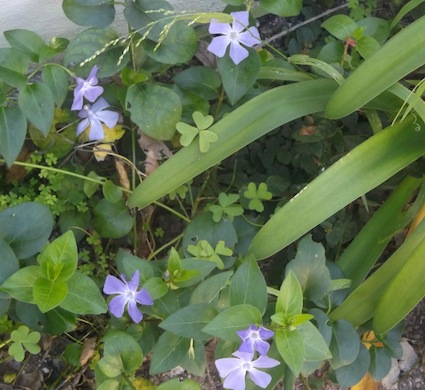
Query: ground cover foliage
[{"left": 0, "top": 0, "right": 425, "bottom": 389}]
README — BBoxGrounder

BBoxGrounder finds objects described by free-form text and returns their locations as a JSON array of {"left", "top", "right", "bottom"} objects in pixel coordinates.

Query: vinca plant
[{"left": 0, "top": 0, "right": 425, "bottom": 389}]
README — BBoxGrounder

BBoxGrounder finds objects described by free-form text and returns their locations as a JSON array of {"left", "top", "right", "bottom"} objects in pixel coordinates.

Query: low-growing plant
[{"left": 1, "top": 0, "right": 425, "bottom": 389}]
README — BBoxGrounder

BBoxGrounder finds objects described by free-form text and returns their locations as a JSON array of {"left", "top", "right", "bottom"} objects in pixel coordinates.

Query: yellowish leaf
[
  {"left": 93, "top": 144, "right": 112, "bottom": 162},
  {"left": 102, "top": 124, "right": 126, "bottom": 142}
]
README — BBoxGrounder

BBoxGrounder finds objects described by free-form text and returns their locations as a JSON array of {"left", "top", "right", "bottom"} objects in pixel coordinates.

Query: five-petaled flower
[
  {"left": 237, "top": 324, "right": 274, "bottom": 355},
  {"left": 215, "top": 350, "right": 280, "bottom": 390},
  {"left": 103, "top": 270, "right": 153, "bottom": 323},
  {"left": 76, "top": 97, "right": 119, "bottom": 141},
  {"left": 71, "top": 65, "right": 104, "bottom": 111},
  {"left": 207, "top": 11, "right": 260, "bottom": 65}
]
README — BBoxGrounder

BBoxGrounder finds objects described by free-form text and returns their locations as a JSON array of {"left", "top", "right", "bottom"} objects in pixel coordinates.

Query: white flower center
[
  {"left": 125, "top": 289, "right": 135, "bottom": 300},
  {"left": 242, "top": 362, "right": 252, "bottom": 371},
  {"left": 229, "top": 31, "right": 238, "bottom": 41}
]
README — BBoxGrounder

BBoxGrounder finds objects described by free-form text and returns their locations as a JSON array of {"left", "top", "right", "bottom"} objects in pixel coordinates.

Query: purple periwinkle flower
[
  {"left": 207, "top": 11, "right": 260, "bottom": 65},
  {"left": 76, "top": 97, "right": 119, "bottom": 141},
  {"left": 71, "top": 65, "right": 104, "bottom": 111},
  {"left": 237, "top": 324, "right": 274, "bottom": 355},
  {"left": 103, "top": 270, "right": 153, "bottom": 323},
  {"left": 215, "top": 351, "right": 280, "bottom": 390}
]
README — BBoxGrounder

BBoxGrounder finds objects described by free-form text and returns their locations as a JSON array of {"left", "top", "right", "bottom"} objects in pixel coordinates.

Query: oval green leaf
[
  {"left": 18, "top": 83, "right": 54, "bottom": 136},
  {"left": 126, "top": 84, "right": 181, "bottom": 140},
  {"left": 62, "top": 0, "right": 115, "bottom": 27},
  {"left": 0, "top": 106, "right": 27, "bottom": 166}
]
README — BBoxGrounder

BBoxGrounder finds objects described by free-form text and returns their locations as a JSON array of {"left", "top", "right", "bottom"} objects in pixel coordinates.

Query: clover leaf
[
  {"left": 8, "top": 326, "right": 41, "bottom": 362},
  {"left": 176, "top": 111, "right": 218, "bottom": 153},
  {"left": 244, "top": 182, "right": 273, "bottom": 212},
  {"left": 209, "top": 193, "right": 244, "bottom": 222},
  {"left": 186, "top": 239, "right": 233, "bottom": 270}
]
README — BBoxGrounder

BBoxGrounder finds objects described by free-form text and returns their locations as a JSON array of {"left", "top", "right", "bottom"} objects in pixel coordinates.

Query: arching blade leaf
[
  {"left": 325, "top": 15, "right": 425, "bottom": 119},
  {"left": 373, "top": 232, "right": 425, "bottom": 334},
  {"left": 127, "top": 79, "right": 338, "bottom": 209},
  {"left": 249, "top": 116, "right": 425, "bottom": 260},
  {"left": 330, "top": 219, "right": 425, "bottom": 327}
]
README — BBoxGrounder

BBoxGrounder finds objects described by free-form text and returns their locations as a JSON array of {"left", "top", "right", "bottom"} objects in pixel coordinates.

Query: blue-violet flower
[
  {"left": 237, "top": 324, "right": 274, "bottom": 355},
  {"left": 103, "top": 270, "right": 153, "bottom": 323},
  {"left": 207, "top": 11, "right": 260, "bottom": 65},
  {"left": 215, "top": 351, "right": 280, "bottom": 390},
  {"left": 76, "top": 97, "right": 119, "bottom": 141},
  {"left": 71, "top": 65, "right": 104, "bottom": 111}
]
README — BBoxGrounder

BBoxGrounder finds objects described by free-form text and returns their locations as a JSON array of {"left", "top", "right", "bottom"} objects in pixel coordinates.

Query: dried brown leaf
[{"left": 80, "top": 338, "right": 96, "bottom": 366}]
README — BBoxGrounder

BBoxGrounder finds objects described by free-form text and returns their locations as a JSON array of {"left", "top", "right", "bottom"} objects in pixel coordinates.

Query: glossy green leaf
[
  {"left": 356, "top": 36, "right": 381, "bottom": 59},
  {"left": 190, "top": 271, "right": 233, "bottom": 305},
  {"left": 98, "top": 330, "right": 143, "bottom": 377},
  {"left": 286, "top": 235, "right": 331, "bottom": 302},
  {"left": 336, "top": 176, "right": 424, "bottom": 290},
  {"left": 93, "top": 198, "right": 133, "bottom": 239},
  {"left": 143, "top": 277, "right": 168, "bottom": 300},
  {"left": 128, "top": 79, "right": 338, "bottom": 209},
  {"left": 0, "top": 106, "right": 27, "bottom": 166},
  {"left": 150, "top": 332, "right": 190, "bottom": 375},
  {"left": 4, "top": 29, "right": 47, "bottom": 62},
  {"left": 321, "top": 15, "right": 358, "bottom": 41},
  {"left": 33, "top": 277, "right": 68, "bottom": 313},
  {"left": 373, "top": 233, "right": 425, "bottom": 333},
  {"left": 297, "top": 321, "right": 331, "bottom": 362},
  {"left": 123, "top": 0, "right": 173, "bottom": 40},
  {"left": 0, "top": 239, "right": 18, "bottom": 312},
  {"left": 126, "top": 84, "right": 181, "bottom": 140},
  {"left": 229, "top": 255, "right": 267, "bottom": 314},
  {"left": 249, "top": 116, "right": 425, "bottom": 260},
  {"left": 217, "top": 48, "right": 261, "bottom": 105},
  {"left": 260, "top": 0, "right": 302, "bottom": 16},
  {"left": 275, "top": 328, "right": 304, "bottom": 375},
  {"left": 202, "top": 304, "right": 262, "bottom": 342},
  {"left": 64, "top": 28, "right": 129, "bottom": 77},
  {"left": 103, "top": 180, "right": 123, "bottom": 203},
  {"left": 39, "top": 231, "right": 78, "bottom": 282},
  {"left": 357, "top": 17, "right": 390, "bottom": 45},
  {"left": 0, "top": 202, "right": 53, "bottom": 259},
  {"left": 328, "top": 320, "right": 360, "bottom": 369},
  {"left": 145, "top": 21, "right": 198, "bottom": 65},
  {"left": 325, "top": 15, "right": 425, "bottom": 118},
  {"left": 42, "top": 65, "right": 69, "bottom": 107},
  {"left": 335, "top": 343, "right": 370, "bottom": 387},
  {"left": 60, "top": 271, "right": 107, "bottom": 314},
  {"left": 169, "top": 258, "right": 216, "bottom": 288},
  {"left": 0, "top": 266, "right": 41, "bottom": 303},
  {"left": 173, "top": 66, "right": 221, "bottom": 100},
  {"left": 276, "top": 271, "right": 303, "bottom": 318},
  {"left": 330, "top": 219, "right": 425, "bottom": 326},
  {"left": 369, "top": 346, "right": 392, "bottom": 380},
  {"left": 0, "top": 64, "right": 27, "bottom": 88},
  {"left": 18, "top": 83, "right": 55, "bottom": 136},
  {"left": 159, "top": 303, "right": 217, "bottom": 339},
  {"left": 0, "top": 48, "right": 30, "bottom": 73},
  {"left": 62, "top": 0, "right": 115, "bottom": 27}
]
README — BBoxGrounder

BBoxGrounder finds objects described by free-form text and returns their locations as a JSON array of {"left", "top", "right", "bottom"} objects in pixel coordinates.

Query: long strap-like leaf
[
  {"left": 325, "top": 15, "right": 425, "bottom": 119},
  {"left": 249, "top": 116, "right": 425, "bottom": 260},
  {"left": 128, "top": 79, "right": 338, "bottom": 209}
]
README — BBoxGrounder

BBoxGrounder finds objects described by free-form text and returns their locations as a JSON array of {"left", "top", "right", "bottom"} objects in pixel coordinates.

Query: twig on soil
[{"left": 263, "top": 3, "right": 349, "bottom": 44}]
